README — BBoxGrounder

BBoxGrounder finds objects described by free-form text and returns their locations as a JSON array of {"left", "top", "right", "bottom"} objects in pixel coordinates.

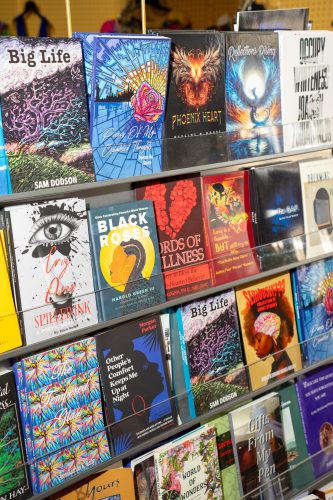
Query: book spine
[
  {"left": 176, "top": 307, "right": 196, "bottom": 419},
  {"left": 227, "top": 413, "right": 245, "bottom": 498},
  {"left": 291, "top": 270, "right": 308, "bottom": 364}
]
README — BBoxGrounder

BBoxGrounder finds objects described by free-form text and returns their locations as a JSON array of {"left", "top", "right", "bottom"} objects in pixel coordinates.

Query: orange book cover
[{"left": 236, "top": 272, "right": 302, "bottom": 390}]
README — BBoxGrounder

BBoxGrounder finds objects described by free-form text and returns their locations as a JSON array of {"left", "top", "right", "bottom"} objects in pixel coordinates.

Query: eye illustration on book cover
[
  {"left": 90, "top": 36, "right": 171, "bottom": 180},
  {"left": 0, "top": 37, "right": 94, "bottom": 193}
]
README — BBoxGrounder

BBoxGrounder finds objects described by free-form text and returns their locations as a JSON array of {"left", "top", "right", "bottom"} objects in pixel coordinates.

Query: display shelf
[{"left": 286, "top": 471, "right": 333, "bottom": 500}]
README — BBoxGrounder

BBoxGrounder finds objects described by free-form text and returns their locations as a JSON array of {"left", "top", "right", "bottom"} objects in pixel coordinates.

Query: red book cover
[
  {"left": 201, "top": 171, "right": 259, "bottom": 286},
  {"left": 136, "top": 175, "right": 212, "bottom": 299}
]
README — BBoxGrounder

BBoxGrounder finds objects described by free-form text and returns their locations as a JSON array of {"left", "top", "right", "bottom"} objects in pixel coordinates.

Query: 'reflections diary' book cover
[
  {"left": 0, "top": 37, "right": 94, "bottom": 193},
  {"left": 236, "top": 272, "right": 302, "bottom": 391},
  {"left": 6, "top": 198, "right": 98, "bottom": 344},
  {"left": 88, "top": 200, "right": 165, "bottom": 321}
]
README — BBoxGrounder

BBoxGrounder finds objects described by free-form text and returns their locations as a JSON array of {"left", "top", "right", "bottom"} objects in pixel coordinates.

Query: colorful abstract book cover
[
  {"left": 7, "top": 198, "right": 98, "bottom": 344},
  {"left": 90, "top": 35, "right": 171, "bottom": 180},
  {"left": 0, "top": 104, "right": 10, "bottom": 195},
  {"left": 136, "top": 175, "right": 212, "bottom": 300},
  {"left": 88, "top": 200, "right": 165, "bottom": 321},
  {"left": 292, "top": 256, "right": 333, "bottom": 365},
  {"left": 202, "top": 171, "right": 259, "bottom": 286},
  {"left": 0, "top": 37, "right": 94, "bottom": 193},
  {"left": 229, "top": 393, "right": 291, "bottom": 499},
  {"left": 235, "top": 272, "right": 302, "bottom": 391},
  {"left": 0, "top": 370, "right": 31, "bottom": 500},
  {"left": 177, "top": 289, "right": 249, "bottom": 416},
  {"left": 296, "top": 364, "right": 333, "bottom": 478},
  {"left": 155, "top": 426, "right": 223, "bottom": 499},
  {"left": 15, "top": 338, "right": 111, "bottom": 493},
  {"left": 96, "top": 315, "right": 177, "bottom": 454},
  {"left": 225, "top": 32, "right": 283, "bottom": 160}
]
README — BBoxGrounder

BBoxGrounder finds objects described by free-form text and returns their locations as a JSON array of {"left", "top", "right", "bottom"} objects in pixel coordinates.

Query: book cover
[
  {"left": 236, "top": 272, "right": 302, "bottom": 391},
  {"left": 297, "top": 365, "right": 333, "bottom": 478},
  {"left": 292, "top": 256, "right": 333, "bottom": 365},
  {"left": 90, "top": 35, "right": 171, "bottom": 180},
  {"left": 299, "top": 157, "right": 333, "bottom": 258},
  {"left": 0, "top": 370, "right": 31, "bottom": 500},
  {"left": 0, "top": 37, "right": 94, "bottom": 193},
  {"left": 136, "top": 175, "right": 212, "bottom": 300},
  {"left": 15, "top": 337, "right": 111, "bottom": 493},
  {"left": 96, "top": 315, "right": 177, "bottom": 454},
  {"left": 7, "top": 198, "right": 98, "bottom": 344},
  {"left": 88, "top": 200, "right": 165, "bottom": 321},
  {"left": 229, "top": 393, "right": 291, "bottom": 499},
  {"left": 177, "top": 289, "right": 249, "bottom": 416},
  {"left": 278, "top": 383, "right": 314, "bottom": 490},
  {"left": 0, "top": 104, "right": 10, "bottom": 195},
  {"left": 225, "top": 32, "right": 282, "bottom": 160},
  {"left": 237, "top": 8, "right": 309, "bottom": 31},
  {"left": 201, "top": 171, "right": 259, "bottom": 286}
]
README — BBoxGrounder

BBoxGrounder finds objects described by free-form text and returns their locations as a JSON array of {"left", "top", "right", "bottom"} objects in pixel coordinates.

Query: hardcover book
[
  {"left": 0, "top": 37, "right": 94, "bottom": 193},
  {"left": 202, "top": 171, "right": 259, "bottom": 285},
  {"left": 297, "top": 365, "right": 333, "bottom": 478},
  {"left": 236, "top": 272, "right": 302, "bottom": 391},
  {"left": 90, "top": 35, "right": 171, "bottom": 180},
  {"left": 0, "top": 370, "right": 31, "bottom": 500},
  {"left": 6, "top": 198, "right": 98, "bottom": 344},
  {"left": 176, "top": 289, "right": 249, "bottom": 416},
  {"left": 88, "top": 200, "right": 165, "bottom": 321},
  {"left": 229, "top": 393, "right": 291, "bottom": 499},
  {"left": 96, "top": 315, "right": 177, "bottom": 454},
  {"left": 225, "top": 32, "right": 282, "bottom": 160},
  {"left": 14, "top": 337, "right": 111, "bottom": 493},
  {"left": 136, "top": 175, "right": 212, "bottom": 300},
  {"left": 292, "top": 256, "right": 333, "bottom": 365},
  {"left": 237, "top": 8, "right": 309, "bottom": 31}
]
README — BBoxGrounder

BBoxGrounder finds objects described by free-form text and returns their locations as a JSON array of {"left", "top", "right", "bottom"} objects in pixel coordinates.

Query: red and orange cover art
[
  {"left": 136, "top": 175, "right": 212, "bottom": 299},
  {"left": 201, "top": 171, "right": 259, "bottom": 286}
]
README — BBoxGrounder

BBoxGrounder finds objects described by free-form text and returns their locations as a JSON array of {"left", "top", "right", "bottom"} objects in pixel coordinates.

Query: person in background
[{"left": 14, "top": 1, "right": 52, "bottom": 37}]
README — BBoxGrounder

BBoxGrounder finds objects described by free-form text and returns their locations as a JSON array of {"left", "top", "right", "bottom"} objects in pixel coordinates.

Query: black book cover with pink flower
[{"left": 90, "top": 36, "right": 171, "bottom": 180}]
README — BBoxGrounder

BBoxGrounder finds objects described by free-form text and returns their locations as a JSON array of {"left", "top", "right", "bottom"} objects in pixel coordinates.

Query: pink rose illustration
[
  {"left": 324, "top": 287, "right": 333, "bottom": 315},
  {"left": 131, "top": 82, "right": 163, "bottom": 123}
]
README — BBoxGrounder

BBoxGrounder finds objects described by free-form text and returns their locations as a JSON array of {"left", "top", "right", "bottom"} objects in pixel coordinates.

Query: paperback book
[
  {"left": 0, "top": 37, "right": 94, "bottom": 193},
  {"left": 292, "top": 256, "right": 333, "bottom": 365},
  {"left": 90, "top": 35, "right": 171, "bottom": 180},
  {"left": 237, "top": 8, "right": 309, "bottom": 31},
  {"left": 236, "top": 272, "right": 302, "bottom": 391},
  {"left": 96, "top": 315, "right": 177, "bottom": 454},
  {"left": 0, "top": 105, "right": 10, "bottom": 195},
  {"left": 176, "top": 289, "right": 249, "bottom": 416},
  {"left": 136, "top": 175, "right": 212, "bottom": 300},
  {"left": 229, "top": 393, "right": 291, "bottom": 499},
  {"left": 88, "top": 200, "right": 165, "bottom": 321},
  {"left": 6, "top": 198, "right": 98, "bottom": 344}
]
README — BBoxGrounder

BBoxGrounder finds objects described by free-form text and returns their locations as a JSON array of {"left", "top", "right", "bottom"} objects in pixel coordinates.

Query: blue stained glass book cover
[
  {"left": 96, "top": 315, "right": 177, "bottom": 454},
  {"left": 293, "top": 257, "right": 333, "bottom": 365},
  {"left": 90, "top": 36, "right": 171, "bottom": 180},
  {"left": 88, "top": 200, "right": 165, "bottom": 321}
]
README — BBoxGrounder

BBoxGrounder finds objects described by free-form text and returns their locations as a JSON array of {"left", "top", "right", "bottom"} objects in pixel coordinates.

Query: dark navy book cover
[{"left": 96, "top": 315, "right": 177, "bottom": 454}]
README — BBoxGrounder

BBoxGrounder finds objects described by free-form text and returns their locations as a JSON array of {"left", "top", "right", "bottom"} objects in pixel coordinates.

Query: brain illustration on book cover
[
  {"left": 236, "top": 273, "right": 302, "bottom": 391},
  {"left": 0, "top": 37, "right": 94, "bottom": 193}
]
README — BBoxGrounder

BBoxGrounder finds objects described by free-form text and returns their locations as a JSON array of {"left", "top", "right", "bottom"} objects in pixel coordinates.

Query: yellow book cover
[
  {"left": 51, "top": 468, "right": 135, "bottom": 500},
  {"left": 0, "top": 229, "right": 22, "bottom": 353},
  {"left": 236, "top": 272, "right": 302, "bottom": 391}
]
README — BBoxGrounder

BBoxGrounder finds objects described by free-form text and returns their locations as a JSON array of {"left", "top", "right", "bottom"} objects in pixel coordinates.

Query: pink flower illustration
[
  {"left": 324, "top": 287, "right": 333, "bottom": 315},
  {"left": 131, "top": 82, "right": 163, "bottom": 123}
]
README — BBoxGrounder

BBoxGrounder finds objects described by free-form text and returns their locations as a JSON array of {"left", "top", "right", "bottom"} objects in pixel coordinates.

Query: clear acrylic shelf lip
[{"left": 2, "top": 224, "right": 333, "bottom": 362}]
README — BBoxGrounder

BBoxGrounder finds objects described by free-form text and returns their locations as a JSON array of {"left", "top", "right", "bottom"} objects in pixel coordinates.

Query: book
[
  {"left": 299, "top": 157, "right": 333, "bottom": 258},
  {"left": 201, "top": 171, "right": 259, "bottom": 285},
  {"left": 292, "top": 256, "right": 333, "bottom": 365},
  {"left": 0, "top": 37, "right": 94, "bottom": 193},
  {"left": 278, "top": 383, "right": 314, "bottom": 490},
  {"left": 90, "top": 35, "right": 171, "bottom": 180},
  {"left": 5, "top": 198, "right": 98, "bottom": 345},
  {"left": 237, "top": 8, "right": 309, "bottom": 31},
  {"left": 14, "top": 337, "right": 111, "bottom": 493},
  {"left": 176, "top": 289, "right": 249, "bottom": 416},
  {"left": 96, "top": 315, "right": 177, "bottom": 454},
  {"left": 225, "top": 32, "right": 282, "bottom": 160},
  {"left": 88, "top": 200, "right": 165, "bottom": 321},
  {"left": 136, "top": 175, "right": 212, "bottom": 300},
  {"left": 296, "top": 364, "right": 333, "bottom": 478},
  {"left": 229, "top": 393, "right": 291, "bottom": 499},
  {"left": 236, "top": 272, "right": 302, "bottom": 390},
  {"left": 0, "top": 370, "right": 31, "bottom": 500},
  {"left": 0, "top": 104, "right": 10, "bottom": 195}
]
